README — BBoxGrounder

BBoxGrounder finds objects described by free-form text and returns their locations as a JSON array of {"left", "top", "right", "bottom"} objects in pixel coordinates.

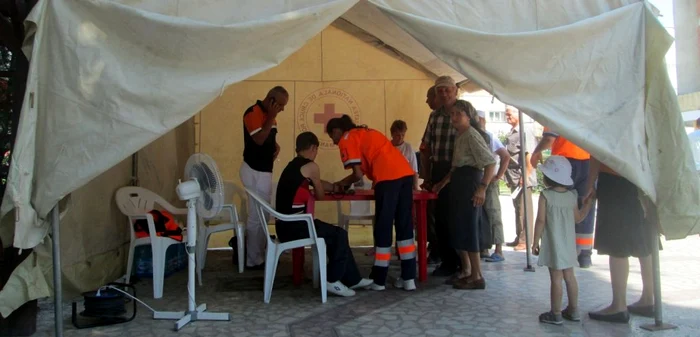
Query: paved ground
[{"left": 34, "top": 196, "right": 700, "bottom": 337}]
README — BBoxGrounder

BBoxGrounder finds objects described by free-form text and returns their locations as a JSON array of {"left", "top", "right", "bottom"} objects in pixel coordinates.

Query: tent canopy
[{"left": 1, "top": 0, "right": 698, "bottom": 317}]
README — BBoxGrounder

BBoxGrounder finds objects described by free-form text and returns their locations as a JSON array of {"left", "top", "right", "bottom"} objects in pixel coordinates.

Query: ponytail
[{"left": 326, "top": 114, "right": 366, "bottom": 134}]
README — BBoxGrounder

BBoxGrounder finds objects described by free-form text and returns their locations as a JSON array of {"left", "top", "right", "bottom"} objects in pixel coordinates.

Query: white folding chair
[
  {"left": 115, "top": 186, "right": 187, "bottom": 299},
  {"left": 245, "top": 188, "right": 327, "bottom": 304},
  {"left": 337, "top": 178, "right": 374, "bottom": 231}
]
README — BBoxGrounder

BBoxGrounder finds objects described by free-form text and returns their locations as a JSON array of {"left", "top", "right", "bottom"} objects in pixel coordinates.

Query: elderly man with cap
[
  {"left": 420, "top": 76, "right": 460, "bottom": 276},
  {"left": 476, "top": 110, "right": 510, "bottom": 262}
]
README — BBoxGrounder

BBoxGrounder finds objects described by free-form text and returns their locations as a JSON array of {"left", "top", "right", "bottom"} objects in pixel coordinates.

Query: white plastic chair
[
  {"left": 115, "top": 186, "right": 188, "bottom": 299},
  {"left": 337, "top": 178, "right": 374, "bottom": 231},
  {"left": 196, "top": 181, "right": 246, "bottom": 284},
  {"left": 245, "top": 187, "right": 327, "bottom": 304}
]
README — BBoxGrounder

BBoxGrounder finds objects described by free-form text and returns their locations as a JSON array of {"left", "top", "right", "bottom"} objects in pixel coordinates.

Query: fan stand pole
[{"left": 152, "top": 199, "right": 230, "bottom": 331}]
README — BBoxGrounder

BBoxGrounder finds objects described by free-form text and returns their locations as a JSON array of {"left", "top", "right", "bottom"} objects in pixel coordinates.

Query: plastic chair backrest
[
  {"left": 245, "top": 187, "right": 317, "bottom": 242},
  {"left": 115, "top": 186, "right": 186, "bottom": 241},
  {"left": 224, "top": 181, "right": 247, "bottom": 220},
  {"left": 115, "top": 186, "right": 186, "bottom": 217}
]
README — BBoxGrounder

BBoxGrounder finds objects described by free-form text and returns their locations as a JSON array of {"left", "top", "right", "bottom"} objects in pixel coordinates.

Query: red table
[{"left": 291, "top": 190, "right": 437, "bottom": 285}]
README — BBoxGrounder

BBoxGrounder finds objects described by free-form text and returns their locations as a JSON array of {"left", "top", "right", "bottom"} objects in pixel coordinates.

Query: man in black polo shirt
[
  {"left": 276, "top": 132, "right": 372, "bottom": 297},
  {"left": 240, "top": 86, "right": 287, "bottom": 269}
]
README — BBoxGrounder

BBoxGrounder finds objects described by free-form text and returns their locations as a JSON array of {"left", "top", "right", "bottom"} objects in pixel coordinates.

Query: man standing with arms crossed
[
  {"left": 531, "top": 127, "right": 594, "bottom": 268},
  {"left": 240, "top": 86, "right": 288, "bottom": 270}
]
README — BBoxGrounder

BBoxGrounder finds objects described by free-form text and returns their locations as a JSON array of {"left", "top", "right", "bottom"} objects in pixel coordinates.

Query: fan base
[{"left": 154, "top": 303, "right": 229, "bottom": 331}]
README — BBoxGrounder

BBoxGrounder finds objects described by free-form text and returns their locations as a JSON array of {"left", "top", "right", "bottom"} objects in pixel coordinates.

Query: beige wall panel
[
  {"left": 59, "top": 157, "right": 132, "bottom": 294},
  {"left": 322, "top": 26, "right": 432, "bottom": 82},
  {"left": 199, "top": 81, "right": 295, "bottom": 220},
  {"left": 384, "top": 80, "right": 435, "bottom": 148},
  {"left": 139, "top": 119, "right": 196, "bottom": 204},
  {"left": 292, "top": 80, "right": 385, "bottom": 223},
  {"left": 248, "top": 34, "right": 323, "bottom": 82}
]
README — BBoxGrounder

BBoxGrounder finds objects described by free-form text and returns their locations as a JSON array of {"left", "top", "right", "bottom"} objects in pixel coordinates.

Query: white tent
[{"left": 1, "top": 0, "right": 698, "bottom": 320}]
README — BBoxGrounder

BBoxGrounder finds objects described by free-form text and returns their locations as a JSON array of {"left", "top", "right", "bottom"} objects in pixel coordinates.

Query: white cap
[
  {"left": 477, "top": 110, "right": 485, "bottom": 118},
  {"left": 539, "top": 155, "right": 574, "bottom": 186}
]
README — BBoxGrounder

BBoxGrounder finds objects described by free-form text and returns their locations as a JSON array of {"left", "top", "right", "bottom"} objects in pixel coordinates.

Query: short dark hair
[
  {"left": 266, "top": 86, "right": 289, "bottom": 99},
  {"left": 543, "top": 175, "right": 570, "bottom": 189},
  {"left": 296, "top": 132, "right": 319, "bottom": 152},
  {"left": 390, "top": 120, "right": 408, "bottom": 133}
]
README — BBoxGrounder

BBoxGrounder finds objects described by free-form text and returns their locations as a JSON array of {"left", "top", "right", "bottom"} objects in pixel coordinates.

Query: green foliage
[{"left": 0, "top": 46, "right": 15, "bottom": 187}]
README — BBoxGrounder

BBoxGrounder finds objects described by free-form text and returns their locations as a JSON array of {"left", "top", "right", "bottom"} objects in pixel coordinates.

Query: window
[{"left": 489, "top": 111, "right": 506, "bottom": 123}]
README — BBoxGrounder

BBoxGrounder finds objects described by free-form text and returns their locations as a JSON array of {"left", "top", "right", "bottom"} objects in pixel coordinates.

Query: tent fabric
[
  {"left": 1, "top": 0, "right": 699, "bottom": 317},
  {"left": 370, "top": 0, "right": 700, "bottom": 240},
  {"left": 0, "top": 0, "right": 359, "bottom": 250}
]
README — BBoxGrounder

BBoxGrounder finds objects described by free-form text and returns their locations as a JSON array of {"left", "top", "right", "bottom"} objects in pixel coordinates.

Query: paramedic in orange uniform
[
  {"left": 530, "top": 127, "right": 594, "bottom": 268},
  {"left": 326, "top": 115, "right": 417, "bottom": 291}
]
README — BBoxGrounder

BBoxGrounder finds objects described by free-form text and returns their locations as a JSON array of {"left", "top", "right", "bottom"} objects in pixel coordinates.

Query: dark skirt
[
  {"left": 594, "top": 173, "right": 655, "bottom": 258},
  {"left": 448, "top": 165, "right": 483, "bottom": 252}
]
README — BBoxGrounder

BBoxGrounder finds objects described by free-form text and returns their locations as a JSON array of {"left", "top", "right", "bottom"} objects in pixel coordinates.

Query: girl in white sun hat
[{"left": 532, "top": 155, "right": 595, "bottom": 325}]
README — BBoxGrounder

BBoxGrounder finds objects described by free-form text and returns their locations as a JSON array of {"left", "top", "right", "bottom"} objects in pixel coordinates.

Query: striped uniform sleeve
[{"left": 338, "top": 135, "right": 362, "bottom": 169}]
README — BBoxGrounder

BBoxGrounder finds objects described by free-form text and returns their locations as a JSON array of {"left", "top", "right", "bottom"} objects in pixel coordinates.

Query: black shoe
[
  {"left": 627, "top": 305, "right": 654, "bottom": 318},
  {"left": 588, "top": 311, "right": 630, "bottom": 323},
  {"left": 427, "top": 254, "right": 442, "bottom": 265},
  {"left": 578, "top": 250, "right": 592, "bottom": 268},
  {"left": 432, "top": 265, "right": 457, "bottom": 277},
  {"left": 246, "top": 263, "right": 265, "bottom": 271}
]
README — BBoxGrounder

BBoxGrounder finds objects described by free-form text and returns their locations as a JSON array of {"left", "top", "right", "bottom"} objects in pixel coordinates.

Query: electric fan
[{"left": 152, "top": 153, "right": 230, "bottom": 330}]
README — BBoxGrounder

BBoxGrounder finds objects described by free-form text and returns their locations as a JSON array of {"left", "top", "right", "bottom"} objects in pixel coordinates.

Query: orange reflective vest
[{"left": 133, "top": 210, "right": 183, "bottom": 241}]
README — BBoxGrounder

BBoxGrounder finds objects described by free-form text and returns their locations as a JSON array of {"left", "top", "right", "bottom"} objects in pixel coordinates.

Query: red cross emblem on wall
[{"left": 314, "top": 103, "right": 343, "bottom": 127}]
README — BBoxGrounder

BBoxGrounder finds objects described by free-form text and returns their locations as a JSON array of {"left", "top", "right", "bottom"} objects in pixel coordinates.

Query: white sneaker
[
  {"left": 350, "top": 278, "right": 374, "bottom": 290},
  {"left": 364, "top": 283, "right": 386, "bottom": 291},
  {"left": 327, "top": 281, "right": 356, "bottom": 297},
  {"left": 393, "top": 278, "right": 417, "bottom": 291}
]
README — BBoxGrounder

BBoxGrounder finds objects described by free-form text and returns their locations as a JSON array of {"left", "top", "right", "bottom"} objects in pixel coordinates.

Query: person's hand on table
[
  {"left": 420, "top": 181, "right": 433, "bottom": 191},
  {"left": 331, "top": 182, "right": 344, "bottom": 193},
  {"left": 431, "top": 180, "right": 447, "bottom": 194}
]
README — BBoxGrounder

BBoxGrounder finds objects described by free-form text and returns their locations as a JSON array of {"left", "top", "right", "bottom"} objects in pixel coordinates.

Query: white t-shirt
[
  {"left": 395, "top": 142, "right": 418, "bottom": 173},
  {"left": 486, "top": 130, "right": 504, "bottom": 172}
]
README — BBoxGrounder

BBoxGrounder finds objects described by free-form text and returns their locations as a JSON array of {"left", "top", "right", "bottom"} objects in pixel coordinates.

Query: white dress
[{"left": 537, "top": 189, "right": 578, "bottom": 270}]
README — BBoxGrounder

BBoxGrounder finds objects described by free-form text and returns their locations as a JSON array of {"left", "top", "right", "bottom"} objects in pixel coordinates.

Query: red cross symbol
[{"left": 314, "top": 103, "right": 343, "bottom": 127}]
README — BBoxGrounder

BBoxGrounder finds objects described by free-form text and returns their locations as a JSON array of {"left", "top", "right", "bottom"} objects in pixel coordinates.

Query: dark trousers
[
  {"left": 479, "top": 207, "right": 492, "bottom": 251},
  {"left": 276, "top": 219, "right": 361, "bottom": 285},
  {"left": 511, "top": 186, "right": 534, "bottom": 245},
  {"left": 431, "top": 161, "right": 460, "bottom": 271},
  {"left": 567, "top": 158, "right": 595, "bottom": 254},
  {"left": 372, "top": 175, "right": 416, "bottom": 286}
]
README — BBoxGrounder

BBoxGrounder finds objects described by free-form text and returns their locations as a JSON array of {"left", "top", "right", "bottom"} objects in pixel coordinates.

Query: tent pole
[
  {"left": 518, "top": 109, "right": 535, "bottom": 273},
  {"left": 640, "top": 227, "right": 676, "bottom": 331},
  {"left": 51, "top": 205, "right": 64, "bottom": 337}
]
